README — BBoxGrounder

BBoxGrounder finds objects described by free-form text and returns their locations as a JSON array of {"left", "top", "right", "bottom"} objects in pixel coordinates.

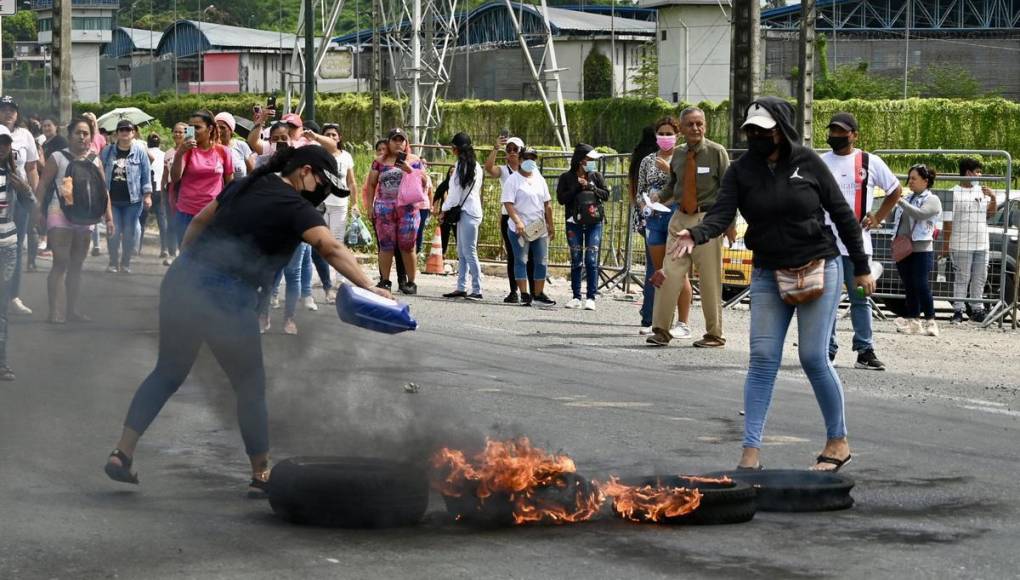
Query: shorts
[
  {"left": 374, "top": 200, "right": 421, "bottom": 253},
  {"left": 644, "top": 206, "right": 676, "bottom": 246}
]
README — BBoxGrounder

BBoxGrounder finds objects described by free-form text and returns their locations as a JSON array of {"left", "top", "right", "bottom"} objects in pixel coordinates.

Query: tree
[
  {"left": 917, "top": 64, "right": 988, "bottom": 99},
  {"left": 1, "top": 10, "right": 38, "bottom": 59},
  {"left": 583, "top": 49, "right": 612, "bottom": 100},
  {"left": 627, "top": 44, "right": 658, "bottom": 98}
]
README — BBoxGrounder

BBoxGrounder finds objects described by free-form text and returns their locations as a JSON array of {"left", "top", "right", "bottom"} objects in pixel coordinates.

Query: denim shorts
[{"left": 644, "top": 207, "right": 676, "bottom": 246}]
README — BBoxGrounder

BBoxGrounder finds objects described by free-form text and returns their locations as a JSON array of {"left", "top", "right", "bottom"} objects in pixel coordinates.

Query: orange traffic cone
[{"left": 425, "top": 228, "right": 445, "bottom": 275}]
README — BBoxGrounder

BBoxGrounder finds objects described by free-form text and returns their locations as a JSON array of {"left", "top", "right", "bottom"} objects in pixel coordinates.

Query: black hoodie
[
  {"left": 689, "top": 97, "right": 869, "bottom": 276},
  {"left": 556, "top": 144, "right": 609, "bottom": 221}
]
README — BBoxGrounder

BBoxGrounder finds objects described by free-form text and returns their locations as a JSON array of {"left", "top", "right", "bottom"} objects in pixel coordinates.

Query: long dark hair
[
  {"left": 452, "top": 133, "right": 477, "bottom": 191},
  {"left": 229, "top": 146, "right": 307, "bottom": 198},
  {"left": 629, "top": 125, "right": 658, "bottom": 184}
]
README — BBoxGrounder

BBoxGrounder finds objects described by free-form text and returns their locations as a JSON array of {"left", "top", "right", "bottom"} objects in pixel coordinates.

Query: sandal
[
  {"left": 104, "top": 449, "right": 139, "bottom": 484},
  {"left": 736, "top": 463, "right": 765, "bottom": 471},
  {"left": 247, "top": 470, "right": 271, "bottom": 499},
  {"left": 812, "top": 454, "right": 852, "bottom": 472}
]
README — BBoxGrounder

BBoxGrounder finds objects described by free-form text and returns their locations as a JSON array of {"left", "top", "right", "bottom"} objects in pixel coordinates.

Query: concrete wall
[{"left": 655, "top": 4, "right": 732, "bottom": 104}]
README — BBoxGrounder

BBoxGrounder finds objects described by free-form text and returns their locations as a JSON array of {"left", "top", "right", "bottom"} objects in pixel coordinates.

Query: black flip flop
[
  {"left": 104, "top": 449, "right": 139, "bottom": 484},
  {"left": 247, "top": 477, "right": 270, "bottom": 499},
  {"left": 813, "top": 454, "right": 852, "bottom": 472},
  {"left": 737, "top": 464, "right": 765, "bottom": 471}
]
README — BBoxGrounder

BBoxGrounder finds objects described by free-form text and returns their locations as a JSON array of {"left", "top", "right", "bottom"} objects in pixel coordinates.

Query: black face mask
[
  {"left": 747, "top": 135, "right": 779, "bottom": 158},
  {"left": 301, "top": 177, "right": 331, "bottom": 207},
  {"left": 826, "top": 135, "right": 851, "bottom": 152}
]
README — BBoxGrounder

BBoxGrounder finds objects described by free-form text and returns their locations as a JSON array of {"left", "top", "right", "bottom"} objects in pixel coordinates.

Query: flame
[
  {"left": 681, "top": 475, "right": 733, "bottom": 485},
  {"left": 600, "top": 476, "right": 703, "bottom": 523},
  {"left": 431, "top": 437, "right": 605, "bottom": 525}
]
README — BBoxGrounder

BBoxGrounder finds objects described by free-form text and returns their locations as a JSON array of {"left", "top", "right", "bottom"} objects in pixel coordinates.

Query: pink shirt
[{"left": 176, "top": 145, "right": 233, "bottom": 216}]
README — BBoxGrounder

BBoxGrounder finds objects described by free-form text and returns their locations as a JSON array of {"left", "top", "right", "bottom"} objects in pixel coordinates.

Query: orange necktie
[{"left": 682, "top": 147, "right": 698, "bottom": 214}]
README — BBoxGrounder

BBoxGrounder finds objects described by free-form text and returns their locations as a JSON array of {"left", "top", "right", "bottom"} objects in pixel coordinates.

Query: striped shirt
[{"left": 0, "top": 168, "right": 17, "bottom": 246}]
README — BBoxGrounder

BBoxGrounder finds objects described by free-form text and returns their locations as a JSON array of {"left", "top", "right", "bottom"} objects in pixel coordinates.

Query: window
[
  {"left": 661, "top": 30, "right": 667, "bottom": 41},
  {"left": 39, "top": 18, "right": 52, "bottom": 32},
  {"left": 36, "top": 16, "right": 113, "bottom": 31}
]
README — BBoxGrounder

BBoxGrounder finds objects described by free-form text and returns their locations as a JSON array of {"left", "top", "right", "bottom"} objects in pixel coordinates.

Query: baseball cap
[
  {"left": 741, "top": 102, "right": 777, "bottom": 130},
  {"left": 116, "top": 119, "right": 135, "bottom": 132},
  {"left": 214, "top": 112, "right": 236, "bottom": 133},
  {"left": 282, "top": 113, "right": 303, "bottom": 129},
  {"left": 0, "top": 96, "right": 17, "bottom": 110},
  {"left": 585, "top": 149, "right": 603, "bottom": 160},
  {"left": 0, "top": 125, "right": 12, "bottom": 144},
  {"left": 827, "top": 112, "right": 859, "bottom": 132},
  {"left": 505, "top": 137, "right": 524, "bottom": 151},
  {"left": 291, "top": 145, "right": 345, "bottom": 196},
  {"left": 387, "top": 127, "right": 407, "bottom": 140}
]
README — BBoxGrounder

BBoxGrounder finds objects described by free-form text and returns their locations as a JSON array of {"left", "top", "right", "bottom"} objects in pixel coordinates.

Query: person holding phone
[
  {"left": 170, "top": 110, "right": 234, "bottom": 247},
  {"left": 484, "top": 132, "right": 536, "bottom": 303},
  {"left": 364, "top": 128, "right": 427, "bottom": 295}
]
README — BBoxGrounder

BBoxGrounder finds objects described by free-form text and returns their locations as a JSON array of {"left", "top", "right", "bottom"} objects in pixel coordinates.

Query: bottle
[{"left": 855, "top": 261, "right": 884, "bottom": 299}]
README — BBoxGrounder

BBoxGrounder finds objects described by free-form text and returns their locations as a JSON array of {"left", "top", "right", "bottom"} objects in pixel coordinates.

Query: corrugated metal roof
[
  {"left": 542, "top": 5, "right": 655, "bottom": 34},
  {"left": 123, "top": 27, "right": 161, "bottom": 51},
  {"left": 637, "top": 0, "right": 731, "bottom": 9},
  {"left": 156, "top": 20, "right": 327, "bottom": 58}
]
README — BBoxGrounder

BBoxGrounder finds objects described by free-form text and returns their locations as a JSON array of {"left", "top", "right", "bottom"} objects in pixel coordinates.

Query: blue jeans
[
  {"left": 175, "top": 210, "right": 195, "bottom": 248},
  {"left": 644, "top": 207, "right": 674, "bottom": 246},
  {"left": 896, "top": 251, "right": 935, "bottom": 319},
  {"left": 744, "top": 259, "right": 847, "bottom": 448},
  {"left": 0, "top": 244, "right": 17, "bottom": 365},
  {"left": 123, "top": 253, "right": 268, "bottom": 456},
  {"left": 829, "top": 255, "right": 873, "bottom": 357},
  {"left": 566, "top": 221, "right": 603, "bottom": 300},
  {"left": 273, "top": 243, "right": 312, "bottom": 319},
  {"left": 139, "top": 191, "right": 170, "bottom": 254},
  {"left": 415, "top": 209, "right": 431, "bottom": 253},
  {"left": 11, "top": 200, "right": 31, "bottom": 299},
  {"left": 311, "top": 247, "right": 332, "bottom": 291},
  {"left": 508, "top": 229, "right": 548, "bottom": 283},
  {"left": 456, "top": 214, "right": 483, "bottom": 294},
  {"left": 108, "top": 202, "right": 143, "bottom": 268},
  {"left": 640, "top": 237, "right": 655, "bottom": 327}
]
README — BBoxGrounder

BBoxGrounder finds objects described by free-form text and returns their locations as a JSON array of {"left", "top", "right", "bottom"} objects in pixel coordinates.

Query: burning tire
[
  {"left": 705, "top": 469, "right": 854, "bottom": 512},
  {"left": 268, "top": 457, "right": 429, "bottom": 528},
  {"left": 442, "top": 473, "right": 599, "bottom": 526},
  {"left": 611, "top": 476, "right": 757, "bottom": 525}
]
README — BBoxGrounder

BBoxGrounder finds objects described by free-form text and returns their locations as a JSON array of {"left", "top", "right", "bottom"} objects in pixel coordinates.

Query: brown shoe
[
  {"left": 693, "top": 335, "right": 726, "bottom": 348},
  {"left": 645, "top": 328, "right": 672, "bottom": 347}
]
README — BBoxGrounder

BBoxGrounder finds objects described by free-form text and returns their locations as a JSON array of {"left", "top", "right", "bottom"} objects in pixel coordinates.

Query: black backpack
[
  {"left": 572, "top": 173, "right": 604, "bottom": 225},
  {"left": 53, "top": 150, "right": 108, "bottom": 225}
]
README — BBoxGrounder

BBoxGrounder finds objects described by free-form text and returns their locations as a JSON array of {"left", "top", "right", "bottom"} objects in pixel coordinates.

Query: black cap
[
  {"left": 116, "top": 119, "right": 135, "bottom": 132},
  {"left": 450, "top": 132, "right": 472, "bottom": 149},
  {"left": 0, "top": 133, "right": 12, "bottom": 144},
  {"left": 304, "top": 119, "right": 321, "bottom": 134},
  {"left": 291, "top": 145, "right": 345, "bottom": 197},
  {"left": 0, "top": 96, "right": 17, "bottom": 110},
  {"left": 387, "top": 127, "right": 406, "bottom": 140},
  {"left": 828, "top": 112, "right": 859, "bottom": 132}
]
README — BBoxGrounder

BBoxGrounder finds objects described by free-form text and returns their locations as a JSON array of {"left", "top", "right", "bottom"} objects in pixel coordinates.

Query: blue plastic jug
[{"left": 336, "top": 283, "right": 418, "bottom": 334}]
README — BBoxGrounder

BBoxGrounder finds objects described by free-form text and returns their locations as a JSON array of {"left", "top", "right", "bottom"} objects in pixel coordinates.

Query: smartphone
[
  {"left": 184, "top": 126, "right": 195, "bottom": 140},
  {"left": 396, "top": 151, "right": 407, "bottom": 164},
  {"left": 499, "top": 127, "right": 510, "bottom": 139},
  {"left": 267, "top": 95, "right": 277, "bottom": 111}
]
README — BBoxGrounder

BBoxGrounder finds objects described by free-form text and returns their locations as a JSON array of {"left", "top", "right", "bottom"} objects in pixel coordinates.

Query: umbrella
[
  {"left": 97, "top": 107, "right": 155, "bottom": 132},
  {"left": 232, "top": 116, "right": 255, "bottom": 139}
]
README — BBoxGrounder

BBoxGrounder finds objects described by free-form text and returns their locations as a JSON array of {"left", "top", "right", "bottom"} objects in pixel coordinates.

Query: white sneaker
[
  {"left": 893, "top": 317, "right": 910, "bottom": 329},
  {"left": 897, "top": 319, "right": 923, "bottom": 335},
  {"left": 565, "top": 298, "right": 582, "bottom": 309},
  {"left": 924, "top": 319, "right": 940, "bottom": 337},
  {"left": 583, "top": 299, "right": 596, "bottom": 311},
  {"left": 303, "top": 296, "right": 318, "bottom": 311},
  {"left": 671, "top": 321, "right": 692, "bottom": 339},
  {"left": 639, "top": 326, "right": 654, "bottom": 335},
  {"left": 271, "top": 296, "right": 281, "bottom": 310},
  {"left": 10, "top": 298, "right": 32, "bottom": 315}
]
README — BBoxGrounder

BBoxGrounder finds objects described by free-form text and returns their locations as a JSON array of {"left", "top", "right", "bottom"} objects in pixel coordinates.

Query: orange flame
[
  {"left": 431, "top": 438, "right": 604, "bottom": 525},
  {"left": 600, "top": 476, "right": 703, "bottom": 523}
]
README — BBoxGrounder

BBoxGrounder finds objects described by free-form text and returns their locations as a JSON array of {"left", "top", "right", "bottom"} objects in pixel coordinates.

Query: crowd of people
[{"left": 0, "top": 91, "right": 1003, "bottom": 492}]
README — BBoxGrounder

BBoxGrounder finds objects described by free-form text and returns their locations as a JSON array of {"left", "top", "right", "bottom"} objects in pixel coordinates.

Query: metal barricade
[{"left": 872, "top": 150, "right": 1014, "bottom": 328}]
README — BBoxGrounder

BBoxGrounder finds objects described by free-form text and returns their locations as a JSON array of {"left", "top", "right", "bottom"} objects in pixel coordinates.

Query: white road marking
[{"left": 563, "top": 401, "right": 654, "bottom": 408}]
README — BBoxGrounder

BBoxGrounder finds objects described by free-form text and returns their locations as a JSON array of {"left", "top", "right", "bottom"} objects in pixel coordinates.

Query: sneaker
[
  {"left": 377, "top": 280, "right": 393, "bottom": 290},
  {"left": 639, "top": 326, "right": 654, "bottom": 335},
  {"left": 120, "top": 266, "right": 132, "bottom": 275},
  {"left": 583, "top": 299, "right": 596, "bottom": 311},
  {"left": 854, "top": 349, "right": 886, "bottom": 371},
  {"left": 533, "top": 293, "right": 556, "bottom": 306},
  {"left": 646, "top": 329, "right": 671, "bottom": 347},
  {"left": 106, "top": 265, "right": 118, "bottom": 274},
  {"left": 521, "top": 293, "right": 533, "bottom": 307},
  {"left": 444, "top": 290, "right": 468, "bottom": 299},
  {"left": 10, "top": 298, "right": 32, "bottom": 316},
  {"left": 970, "top": 310, "right": 986, "bottom": 324},
  {"left": 503, "top": 292, "right": 520, "bottom": 304},
  {"left": 671, "top": 321, "right": 692, "bottom": 339},
  {"left": 283, "top": 319, "right": 298, "bottom": 335},
  {"left": 271, "top": 296, "right": 281, "bottom": 310},
  {"left": 162, "top": 257, "right": 173, "bottom": 266},
  {"left": 467, "top": 293, "right": 484, "bottom": 301},
  {"left": 924, "top": 319, "right": 940, "bottom": 337},
  {"left": 159, "top": 251, "right": 169, "bottom": 259},
  {"left": 303, "top": 296, "right": 318, "bottom": 311},
  {"left": 400, "top": 282, "right": 418, "bottom": 295},
  {"left": 693, "top": 335, "right": 726, "bottom": 348},
  {"left": 897, "top": 319, "right": 922, "bottom": 335},
  {"left": 950, "top": 311, "right": 964, "bottom": 325},
  {"left": 565, "top": 298, "right": 583, "bottom": 309}
]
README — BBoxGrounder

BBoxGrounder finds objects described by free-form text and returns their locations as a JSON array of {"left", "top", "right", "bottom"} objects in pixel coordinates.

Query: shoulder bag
[{"left": 775, "top": 259, "right": 826, "bottom": 305}]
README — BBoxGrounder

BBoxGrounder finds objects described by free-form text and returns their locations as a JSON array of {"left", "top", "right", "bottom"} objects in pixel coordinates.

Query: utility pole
[
  {"left": 903, "top": 0, "right": 911, "bottom": 98},
  {"left": 797, "top": 0, "right": 815, "bottom": 146},
  {"left": 53, "top": 0, "right": 73, "bottom": 124},
  {"left": 304, "top": 0, "right": 316, "bottom": 121},
  {"left": 371, "top": 0, "right": 382, "bottom": 138},
  {"left": 728, "top": 0, "right": 760, "bottom": 149}
]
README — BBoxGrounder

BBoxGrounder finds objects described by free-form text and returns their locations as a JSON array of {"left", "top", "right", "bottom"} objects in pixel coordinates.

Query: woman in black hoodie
[
  {"left": 670, "top": 97, "right": 875, "bottom": 472},
  {"left": 557, "top": 144, "right": 609, "bottom": 309}
]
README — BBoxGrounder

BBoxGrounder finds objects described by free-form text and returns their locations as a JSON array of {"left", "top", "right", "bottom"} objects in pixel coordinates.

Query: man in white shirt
[
  {"left": 942, "top": 157, "right": 997, "bottom": 324},
  {"left": 822, "top": 112, "right": 903, "bottom": 371}
]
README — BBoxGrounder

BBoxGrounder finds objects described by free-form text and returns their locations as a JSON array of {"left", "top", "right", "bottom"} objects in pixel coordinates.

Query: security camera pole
[
  {"left": 53, "top": 0, "right": 73, "bottom": 124},
  {"left": 797, "top": 0, "right": 816, "bottom": 146},
  {"left": 304, "top": 0, "right": 316, "bottom": 122}
]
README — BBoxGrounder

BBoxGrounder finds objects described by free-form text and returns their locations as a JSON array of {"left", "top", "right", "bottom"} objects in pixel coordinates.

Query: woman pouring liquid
[{"left": 104, "top": 145, "right": 390, "bottom": 497}]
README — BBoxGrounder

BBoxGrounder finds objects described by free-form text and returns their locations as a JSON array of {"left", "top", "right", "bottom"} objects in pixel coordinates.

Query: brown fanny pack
[{"left": 775, "top": 259, "right": 826, "bottom": 305}]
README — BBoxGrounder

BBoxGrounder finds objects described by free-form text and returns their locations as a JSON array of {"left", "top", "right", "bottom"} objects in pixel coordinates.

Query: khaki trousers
[{"left": 651, "top": 211, "right": 724, "bottom": 340}]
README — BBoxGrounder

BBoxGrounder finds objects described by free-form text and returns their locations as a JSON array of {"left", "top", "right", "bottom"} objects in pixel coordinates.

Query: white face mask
[{"left": 521, "top": 159, "right": 538, "bottom": 173}]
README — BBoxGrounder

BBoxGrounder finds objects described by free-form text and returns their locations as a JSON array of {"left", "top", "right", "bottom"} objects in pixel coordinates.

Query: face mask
[
  {"left": 747, "top": 135, "right": 778, "bottom": 158},
  {"left": 656, "top": 135, "right": 676, "bottom": 151},
  {"left": 826, "top": 135, "right": 851, "bottom": 152},
  {"left": 584, "top": 160, "right": 597, "bottom": 172},
  {"left": 521, "top": 159, "right": 538, "bottom": 173},
  {"left": 300, "top": 171, "right": 332, "bottom": 206}
]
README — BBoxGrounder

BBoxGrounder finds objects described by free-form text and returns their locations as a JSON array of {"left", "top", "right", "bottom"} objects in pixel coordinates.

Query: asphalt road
[{"left": 1, "top": 253, "right": 1018, "bottom": 580}]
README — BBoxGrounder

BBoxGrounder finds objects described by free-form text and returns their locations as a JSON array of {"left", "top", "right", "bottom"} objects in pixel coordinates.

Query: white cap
[
  {"left": 741, "top": 103, "right": 777, "bottom": 130},
  {"left": 505, "top": 137, "right": 524, "bottom": 151},
  {"left": 585, "top": 149, "right": 603, "bottom": 160}
]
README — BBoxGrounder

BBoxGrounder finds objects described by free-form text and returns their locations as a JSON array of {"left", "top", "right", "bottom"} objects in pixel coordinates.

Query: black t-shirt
[
  {"left": 189, "top": 173, "right": 327, "bottom": 287},
  {"left": 109, "top": 147, "right": 131, "bottom": 204}
]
